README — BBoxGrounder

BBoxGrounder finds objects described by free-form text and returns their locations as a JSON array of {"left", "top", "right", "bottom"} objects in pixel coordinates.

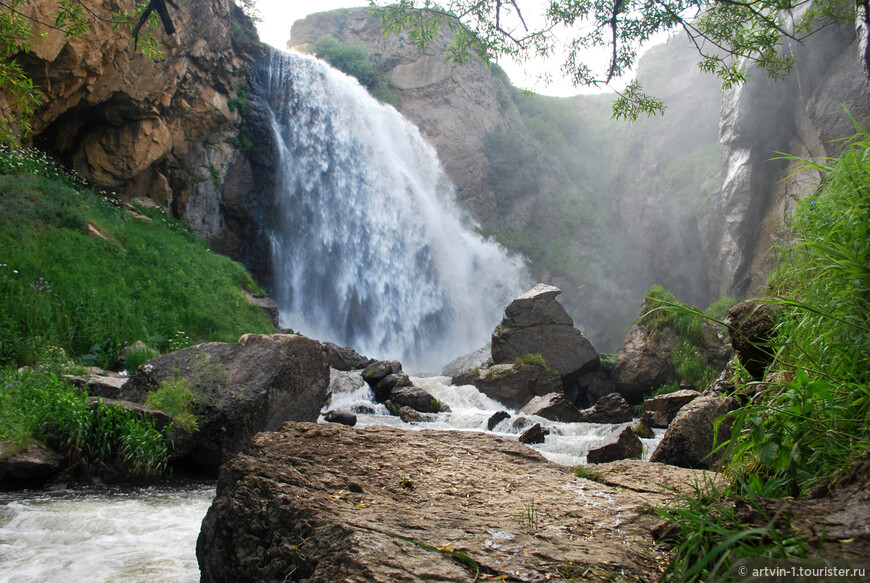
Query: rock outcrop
[
  {"left": 491, "top": 284, "right": 600, "bottom": 394},
  {"left": 0, "top": 442, "right": 62, "bottom": 490},
  {"left": 650, "top": 394, "right": 737, "bottom": 469},
  {"left": 454, "top": 362, "right": 563, "bottom": 410},
  {"left": 198, "top": 422, "right": 715, "bottom": 582},
  {"left": 124, "top": 333, "right": 330, "bottom": 468},
  {"left": 9, "top": 0, "right": 277, "bottom": 285},
  {"left": 612, "top": 296, "right": 731, "bottom": 404}
]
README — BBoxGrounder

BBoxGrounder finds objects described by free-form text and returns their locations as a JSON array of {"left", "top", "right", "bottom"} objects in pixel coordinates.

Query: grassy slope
[{"left": 0, "top": 149, "right": 274, "bottom": 369}]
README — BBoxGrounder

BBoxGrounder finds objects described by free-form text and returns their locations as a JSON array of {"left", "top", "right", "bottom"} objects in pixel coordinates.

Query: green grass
[
  {"left": 0, "top": 147, "right": 275, "bottom": 368},
  {"left": 0, "top": 364, "right": 167, "bottom": 477},
  {"left": 657, "top": 114, "right": 870, "bottom": 581},
  {"left": 144, "top": 378, "right": 199, "bottom": 433}
]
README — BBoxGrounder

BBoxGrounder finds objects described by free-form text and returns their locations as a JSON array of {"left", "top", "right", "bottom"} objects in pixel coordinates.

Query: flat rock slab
[{"left": 198, "top": 423, "right": 712, "bottom": 582}]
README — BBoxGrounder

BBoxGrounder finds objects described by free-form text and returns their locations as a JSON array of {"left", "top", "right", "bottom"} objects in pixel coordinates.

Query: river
[{"left": 0, "top": 375, "right": 661, "bottom": 582}]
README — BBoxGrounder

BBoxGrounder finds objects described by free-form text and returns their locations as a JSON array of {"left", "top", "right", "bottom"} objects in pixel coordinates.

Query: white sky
[{"left": 254, "top": 1, "right": 650, "bottom": 97}]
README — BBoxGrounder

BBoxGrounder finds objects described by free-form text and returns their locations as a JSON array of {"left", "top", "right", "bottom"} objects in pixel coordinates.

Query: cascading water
[{"left": 257, "top": 51, "right": 527, "bottom": 369}]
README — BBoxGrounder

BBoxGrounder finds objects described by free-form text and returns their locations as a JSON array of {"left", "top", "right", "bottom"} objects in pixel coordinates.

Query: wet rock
[
  {"left": 577, "top": 392, "right": 633, "bottom": 424},
  {"left": 199, "top": 423, "right": 704, "bottom": 582},
  {"left": 650, "top": 394, "right": 737, "bottom": 469},
  {"left": 323, "top": 410, "right": 357, "bottom": 427},
  {"left": 725, "top": 300, "right": 777, "bottom": 380},
  {"left": 324, "top": 342, "right": 372, "bottom": 371},
  {"left": 486, "top": 410, "right": 511, "bottom": 431},
  {"left": 511, "top": 416, "right": 533, "bottom": 431},
  {"left": 362, "top": 361, "right": 410, "bottom": 403},
  {"left": 641, "top": 389, "right": 700, "bottom": 428},
  {"left": 0, "top": 442, "right": 63, "bottom": 490},
  {"left": 586, "top": 424, "right": 643, "bottom": 464},
  {"left": 521, "top": 393, "right": 583, "bottom": 423},
  {"left": 388, "top": 385, "right": 449, "bottom": 414},
  {"left": 398, "top": 406, "right": 422, "bottom": 423},
  {"left": 458, "top": 363, "right": 563, "bottom": 410},
  {"left": 491, "top": 284, "right": 600, "bottom": 387},
  {"left": 123, "top": 333, "right": 329, "bottom": 469},
  {"left": 518, "top": 422, "right": 548, "bottom": 444}
]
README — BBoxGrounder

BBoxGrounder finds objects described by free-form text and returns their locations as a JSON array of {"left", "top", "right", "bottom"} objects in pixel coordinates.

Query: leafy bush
[{"left": 312, "top": 35, "right": 396, "bottom": 105}]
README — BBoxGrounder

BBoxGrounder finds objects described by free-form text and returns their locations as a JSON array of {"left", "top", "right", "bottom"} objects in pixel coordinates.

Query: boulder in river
[
  {"left": 641, "top": 389, "right": 700, "bottom": 428},
  {"left": 198, "top": 423, "right": 713, "bottom": 582},
  {"left": 586, "top": 424, "right": 643, "bottom": 464},
  {"left": 491, "top": 284, "right": 600, "bottom": 389},
  {"left": 455, "top": 362, "right": 562, "bottom": 410},
  {"left": 0, "top": 442, "right": 63, "bottom": 491},
  {"left": 576, "top": 392, "right": 633, "bottom": 424},
  {"left": 521, "top": 392, "right": 583, "bottom": 423},
  {"left": 123, "top": 333, "right": 330, "bottom": 469}
]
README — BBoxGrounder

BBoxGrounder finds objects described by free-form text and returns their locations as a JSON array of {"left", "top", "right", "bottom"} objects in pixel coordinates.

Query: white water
[
  {"left": 326, "top": 371, "right": 664, "bottom": 467},
  {"left": 258, "top": 50, "right": 527, "bottom": 369},
  {"left": 0, "top": 483, "right": 213, "bottom": 583}
]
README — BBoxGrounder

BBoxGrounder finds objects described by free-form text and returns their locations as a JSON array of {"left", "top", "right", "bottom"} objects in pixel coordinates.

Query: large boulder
[
  {"left": 576, "top": 392, "right": 634, "bottom": 424},
  {"left": 323, "top": 342, "right": 372, "bottom": 371},
  {"left": 123, "top": 333, "right": 329, "bottom": 469},
  {"left": 198, "top": 423, "right": 710, "bottom": 582},
  {"left": 612, "top": 296, "right": 731, "bottom": 404},
  {"left": 650, "top": 394, "right": 737, "bottom": 469},
  {"left": 455, "top": 362, "right": 563, "bottom": 410},
  {"left": 521, "top": 393, "right": 584, "bottom": 423},
  {"left": 491, "top": 284, "right": 600, "bottom": 389},
  {"left": 725, "top": 300, "right": 777, "bottom": 380},
  {"left": 641, "top": 389, "right": 701, "bottom": 428}
]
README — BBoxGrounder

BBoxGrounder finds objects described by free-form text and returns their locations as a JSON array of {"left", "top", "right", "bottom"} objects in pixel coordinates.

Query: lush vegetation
[
  {"left": 658, "top": 121, "right": 870, "bottom": 581},
  {"left": 0, "top": 146, "right": 274, "bottom": 478},
  {"left": 0, "top": 358, "right": 167, "bottom": 478},
  {"left": 0, "top": 147, "right": 274, "bottom": 369}
]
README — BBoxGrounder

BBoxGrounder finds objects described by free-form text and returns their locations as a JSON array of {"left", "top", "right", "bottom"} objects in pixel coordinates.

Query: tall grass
[
  {"left": 0, "top": 365, "right": 167, "bottom": 477},
  {"left": 0, "top": 147, "right": 275, "bottom": 368},
  {"left": 658, "top": 115, "right": 870, "bottom": 581}
]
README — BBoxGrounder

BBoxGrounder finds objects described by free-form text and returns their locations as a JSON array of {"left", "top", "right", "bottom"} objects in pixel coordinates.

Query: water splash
[{"left": 257, "top": 51, "right": 526, "bottom": 369}]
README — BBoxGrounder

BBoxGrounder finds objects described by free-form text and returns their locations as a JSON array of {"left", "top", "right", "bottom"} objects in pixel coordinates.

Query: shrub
[{"left": 144, "top": 378, "right": 199, "bottom": 433}]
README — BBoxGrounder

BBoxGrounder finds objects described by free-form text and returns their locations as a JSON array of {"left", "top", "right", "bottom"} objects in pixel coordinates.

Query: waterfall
[{"left": 257, "top": 51, "right": 526, "bottom": 369}]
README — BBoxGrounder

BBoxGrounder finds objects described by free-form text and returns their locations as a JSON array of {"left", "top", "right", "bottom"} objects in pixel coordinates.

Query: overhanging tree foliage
[{"left": 370, "top": 0, "right": 867, "bottom": 118}]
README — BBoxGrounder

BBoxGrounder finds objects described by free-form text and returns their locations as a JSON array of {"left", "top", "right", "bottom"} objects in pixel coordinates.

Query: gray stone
[
  {"left": 521, "top": 393, "right": 583, "bottom": 423},
  {"left": 460, "top": 363, "right": 563, "bottom": 410},
  {"left": 388, "top": 385, "right": 449, "bottom": 414},
  {"left": 491, "top": 284, "right": 599, "bottom": 385},
  {"left": 577, "top": 392, "right": 633, "bottom": 424},
  {"left": 586, "top": 424, "right": 643, "bottom": 464},
  {"left": 487, "top": 410, "right": 510, "bottom": 431},
  {"left": 650, "top": 395, "right": 737, "bottom": 469},
  {"left": 518, "top": 422, "right": 548, "bottom": 444},
  {"left": 323, "top": 410, "right": 357, "bottom": 427},
  {"left": 123, "top": 333, "right": 330, "bottom": 469},
  {"left": 0, "top": 442, "right": 62, "bottom": 490}
]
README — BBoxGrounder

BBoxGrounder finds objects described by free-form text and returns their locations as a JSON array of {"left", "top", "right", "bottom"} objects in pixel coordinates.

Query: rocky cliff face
[
  {"left": 709, "top": 18, "right": 870, "bottom": 298},
  {"left": 14, "top": 0, "right": 274, "bottom": 282},
  {"left": 289, "top": 8, "right": 520, "bottom": 212}
]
